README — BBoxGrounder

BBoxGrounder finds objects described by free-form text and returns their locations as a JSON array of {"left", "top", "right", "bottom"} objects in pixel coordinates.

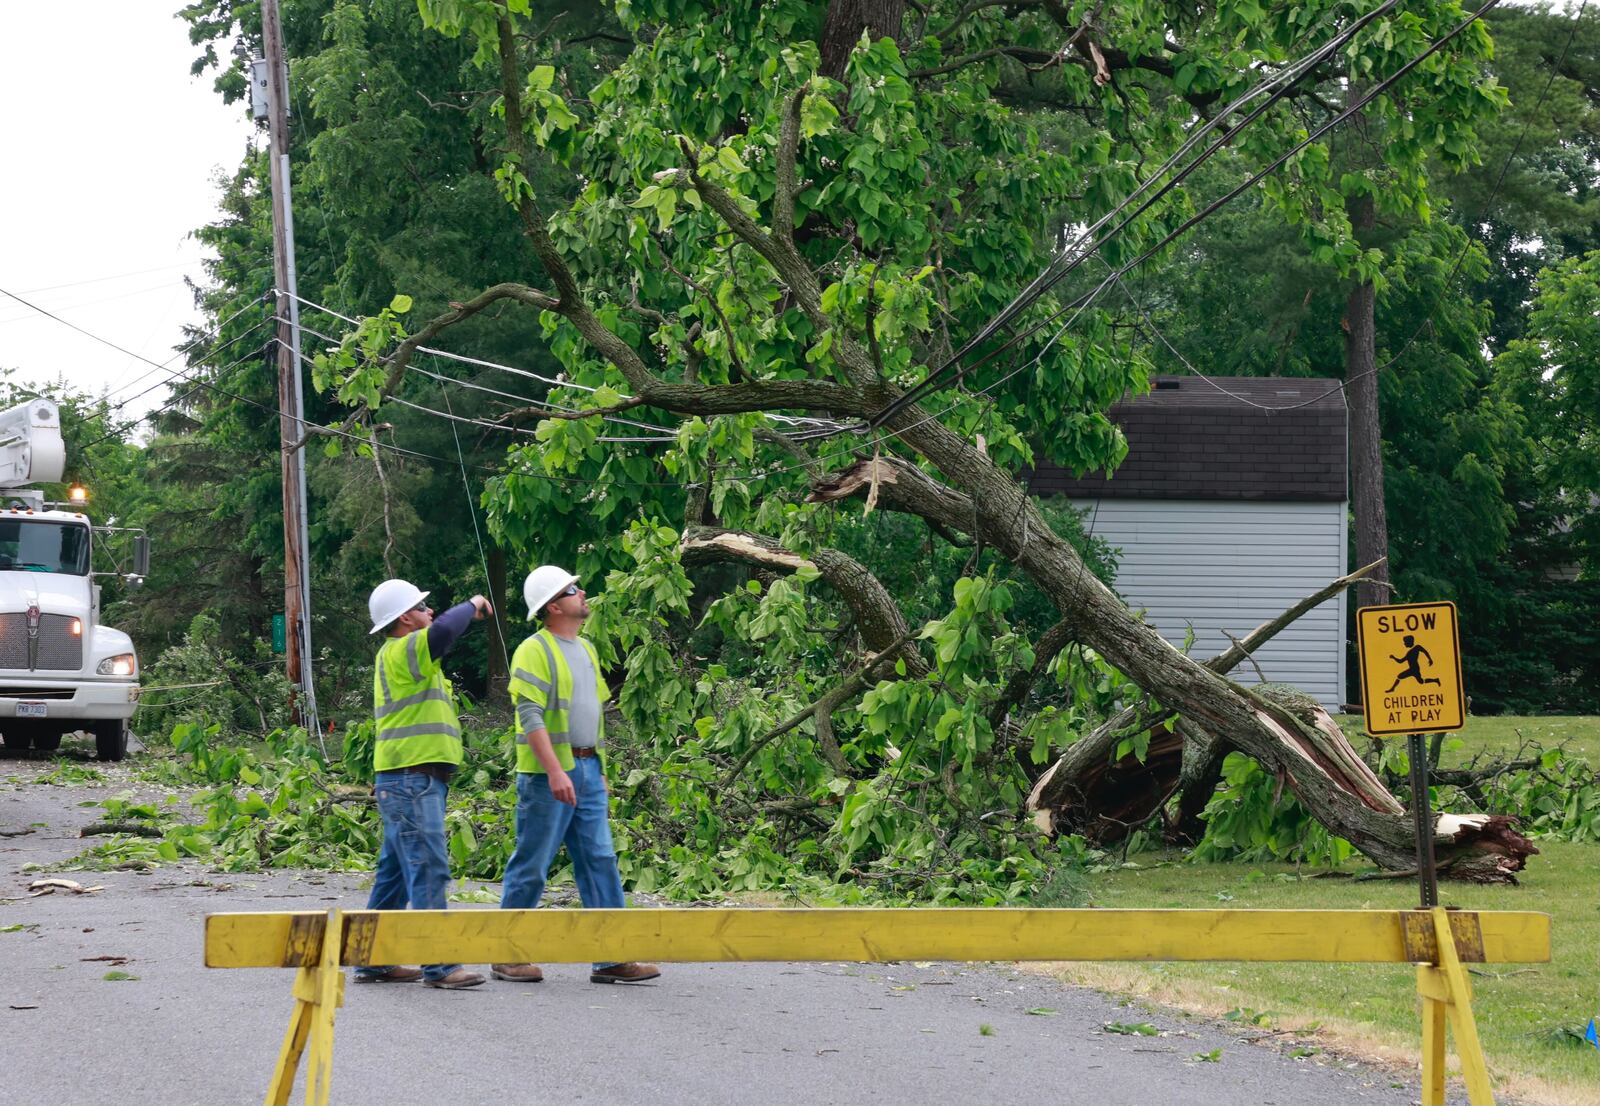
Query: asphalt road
[{"left": 0, "top": 754, "right": 1460, "bottom": 1105}]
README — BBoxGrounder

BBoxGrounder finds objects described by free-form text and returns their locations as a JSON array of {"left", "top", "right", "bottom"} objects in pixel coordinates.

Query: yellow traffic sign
[{"left": 1357, "top": 601, "right": 1465, "bottom": 736}]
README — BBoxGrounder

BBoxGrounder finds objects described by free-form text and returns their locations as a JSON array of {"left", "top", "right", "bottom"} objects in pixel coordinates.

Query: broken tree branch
[
  {"left": 720, "top": 628, "right": 918, "bottom": 785},
  {"left": 1207, "top": 558, "right": 1387, "bottom": 675},
  {"left": 681, "top": 526, "right": 928, "bottom": 673},
  {"left": 1027, "top": 558, "right": 1393, "bottom": 833}
]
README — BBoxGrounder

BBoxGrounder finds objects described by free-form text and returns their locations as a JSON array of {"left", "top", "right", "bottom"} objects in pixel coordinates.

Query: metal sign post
[{"left": 1406, "top": 731, "right": 1439, "bottom": 908}]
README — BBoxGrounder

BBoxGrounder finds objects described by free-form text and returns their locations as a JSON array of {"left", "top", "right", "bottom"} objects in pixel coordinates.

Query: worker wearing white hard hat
[
  {"left": 359, "top": 578, "right": 494, "bottom": 990},
  {"left": 492, "top": 565, "right": 659, "bottom": 985}
]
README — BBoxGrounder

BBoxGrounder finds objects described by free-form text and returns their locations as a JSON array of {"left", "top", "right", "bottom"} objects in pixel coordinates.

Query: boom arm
[{"left": 0, "top": 399, "right": 65, "bottom": 489}]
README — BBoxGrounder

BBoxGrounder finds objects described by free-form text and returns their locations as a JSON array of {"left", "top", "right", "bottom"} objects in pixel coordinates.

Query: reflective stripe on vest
[
  {"left": 509, "top": 629, "right": 607, "bottom": 774},
  {"left": 372, "top": 630, "right": 462, "bottom": 771}
]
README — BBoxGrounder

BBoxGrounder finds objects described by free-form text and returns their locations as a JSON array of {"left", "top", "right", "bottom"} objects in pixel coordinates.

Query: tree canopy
[{"left": 63, "top": 0, "right": 1588, "bottom": 891}]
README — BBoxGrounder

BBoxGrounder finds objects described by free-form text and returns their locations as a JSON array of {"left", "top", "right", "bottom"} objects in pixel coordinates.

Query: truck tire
[
  {"left": 3, "top": 725, "right": 32, "bottom": 753},
  {"left": 31, "top": 728, "right": 61, "bottom": 753},
  {"left": 94, "top": 721, "right": 128, "bottom": 762}
]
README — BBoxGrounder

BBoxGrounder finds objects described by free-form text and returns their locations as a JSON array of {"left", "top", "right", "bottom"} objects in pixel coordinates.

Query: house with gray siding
[{"left": 1029, "top": 376, "right": 1348, "bottom": 709}]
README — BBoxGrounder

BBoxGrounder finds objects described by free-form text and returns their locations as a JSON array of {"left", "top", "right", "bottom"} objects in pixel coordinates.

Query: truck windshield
[{"left": 0, "top": 520, "right": 90, "bottom": 575}]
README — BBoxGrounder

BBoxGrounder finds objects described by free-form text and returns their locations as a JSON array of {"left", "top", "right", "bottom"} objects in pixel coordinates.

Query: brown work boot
[
  {"left": 424, "top": 968, "right": 487, "bottom": 989},
  {"left": 353, "top": 965, "right": 423, "bottom": 983},
  {"left": 490, "top": 963, "right": 545, "bottom": 983},
  {"left": 590, "top": 962, "right": 660, "bottom": 984}
]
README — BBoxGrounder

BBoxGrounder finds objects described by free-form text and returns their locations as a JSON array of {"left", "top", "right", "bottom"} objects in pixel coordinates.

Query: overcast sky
[{"left": 0, "top": 4, "right": 248, "bottom": 424}]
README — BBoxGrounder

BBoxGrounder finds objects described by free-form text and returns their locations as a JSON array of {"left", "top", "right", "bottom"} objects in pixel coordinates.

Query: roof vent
[{"left": 1154, "top": 379, "right": 1181, "bottom": 390}]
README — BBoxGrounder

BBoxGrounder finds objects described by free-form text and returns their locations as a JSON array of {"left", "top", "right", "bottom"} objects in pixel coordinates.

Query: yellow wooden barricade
[{"left": 205, "top": 906, "right": 1549, "bottom": 1106}]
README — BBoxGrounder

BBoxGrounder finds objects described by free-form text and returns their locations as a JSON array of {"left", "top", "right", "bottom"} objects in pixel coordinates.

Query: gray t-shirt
[{"left": 516, "top": 633, "right": 600, "bottom": 748}]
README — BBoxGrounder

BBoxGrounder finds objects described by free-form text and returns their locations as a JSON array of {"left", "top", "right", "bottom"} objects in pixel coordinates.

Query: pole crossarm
[{"left": 205, "top": 907, "right": 1547, "bottom": 1106}]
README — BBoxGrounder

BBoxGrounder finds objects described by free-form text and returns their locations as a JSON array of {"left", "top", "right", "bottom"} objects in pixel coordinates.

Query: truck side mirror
[{"left": 132, "top": 534, "right": 151, "bottom": 579}]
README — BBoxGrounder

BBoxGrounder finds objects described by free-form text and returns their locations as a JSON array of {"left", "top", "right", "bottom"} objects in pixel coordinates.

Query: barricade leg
[
  {"left": 264, "top": 969, "right": 315, "bottom": 1106},
  {"left": 1432, "top": 907, "right": 1494, "bottom": 1105},
  {"left": 1416, "top": 907, "right": 1496, "bottom": 1106},
  {"left": 263, "top": 911, "right": 345, "bottom": 1106},
  {"left": 1418, "top": 966, "right": 1448, "bottom": 1106}
]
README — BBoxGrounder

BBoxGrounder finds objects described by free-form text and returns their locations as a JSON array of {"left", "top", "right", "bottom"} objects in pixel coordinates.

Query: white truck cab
[{"left": 0, "top": 399, "right": 145, "bottom": 760}]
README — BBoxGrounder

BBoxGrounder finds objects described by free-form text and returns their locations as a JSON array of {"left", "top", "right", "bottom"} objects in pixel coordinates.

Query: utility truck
[{"left": 0, "top": 399, "right": 146, "bottom": 760}]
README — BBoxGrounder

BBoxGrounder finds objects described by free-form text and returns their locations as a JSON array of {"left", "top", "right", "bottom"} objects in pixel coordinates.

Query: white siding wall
[{"left": 1068, "top": 499, "right": 1347, "bottom": 710}]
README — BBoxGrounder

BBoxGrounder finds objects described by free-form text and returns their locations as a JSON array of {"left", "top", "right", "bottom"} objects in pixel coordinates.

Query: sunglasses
[
  {"left": 410, "top": 601, "right": 430, "bottom": 613},
  {"left": 558, "top": 584, "right": 579, "bottom": 598}
]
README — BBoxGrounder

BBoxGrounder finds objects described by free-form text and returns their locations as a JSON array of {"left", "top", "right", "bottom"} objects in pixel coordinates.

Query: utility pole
[{"left": 255, "top": 0, "right": 320, "bottom": 738}]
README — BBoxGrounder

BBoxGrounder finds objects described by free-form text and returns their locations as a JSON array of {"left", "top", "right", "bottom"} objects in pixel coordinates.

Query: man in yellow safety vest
[
  {"left": 358, "top": 577, "right": 493, "bottom": 989},
  {"left": 491, "top": 564, "right": 659, "bottom": 985}
]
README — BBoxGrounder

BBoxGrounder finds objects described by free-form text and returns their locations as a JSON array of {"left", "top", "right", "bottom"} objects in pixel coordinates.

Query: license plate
[{"left": 15, "top": 702, "right": 47, "bottom": 719}]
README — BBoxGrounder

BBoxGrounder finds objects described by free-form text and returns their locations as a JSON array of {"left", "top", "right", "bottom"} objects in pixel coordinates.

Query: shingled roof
[{"left": 1028, "top": 376, "right": 1348, "bottom": 503}]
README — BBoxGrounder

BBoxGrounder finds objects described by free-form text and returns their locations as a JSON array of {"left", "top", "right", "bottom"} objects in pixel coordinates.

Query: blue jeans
[
  {"left": 358, "top": 770, "right": 461, "bottom": 983},
  {"left": 500, "top": 756, "right": 626, "bottom": 969}
]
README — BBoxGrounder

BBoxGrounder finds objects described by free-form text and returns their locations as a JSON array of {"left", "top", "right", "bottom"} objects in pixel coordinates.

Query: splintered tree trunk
[
  {"left": 814, "top": 447, "right": 1537, "bottom": 883},
  {"left": 819, "top": 0, "right": 907, "bottom": 77},
  {"left": 1165, "top": 721, "right": 1231, "bottom": 845}
]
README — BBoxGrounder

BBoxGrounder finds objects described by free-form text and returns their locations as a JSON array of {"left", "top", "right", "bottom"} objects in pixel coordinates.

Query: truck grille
[
  {"left": 0, "top": 687, "right": 75, "bottom": 699},
  {"left": 0, "top": 615, "right": 25, "bottom": 669},
  {"left": 0, "top": 613, "right": 83, "bottom": 671}
]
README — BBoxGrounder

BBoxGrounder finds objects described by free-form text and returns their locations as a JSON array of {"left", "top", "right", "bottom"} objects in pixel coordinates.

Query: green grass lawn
[
  {"left": 1058, "top": 715, "right": 1600, "bottom": 1105},
  {"left": 1436, "top": 715, "right": 1600, "bottom": 769},
  {"left": 1335, "top": 713, "right": 1600, "bottom": 768}
]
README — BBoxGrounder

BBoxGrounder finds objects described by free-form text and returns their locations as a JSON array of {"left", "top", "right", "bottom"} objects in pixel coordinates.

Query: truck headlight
[{"left": 97, "top": 654, "right": 136, "bottom": 677}]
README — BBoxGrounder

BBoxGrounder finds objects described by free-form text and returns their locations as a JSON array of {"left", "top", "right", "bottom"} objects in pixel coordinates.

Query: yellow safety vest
[
  {"left": 508, "top": 628, "right": 609, "bottom": 774},
  {"left": 372, "top": 629, "right": 462, "bottom": 771}
]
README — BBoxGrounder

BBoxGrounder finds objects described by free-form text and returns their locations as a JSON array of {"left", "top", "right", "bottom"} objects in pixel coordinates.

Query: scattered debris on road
[{"left": 28, "top": 878, "right": 104, "bottom": 896}]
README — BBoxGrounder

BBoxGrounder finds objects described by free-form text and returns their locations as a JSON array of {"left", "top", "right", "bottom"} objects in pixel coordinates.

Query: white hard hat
[
  {"left": 523, "top": 564, "right": 579, "bottom": 619},
  {"left": 368, "top": 579, "right": 430, "bottom": 634}
]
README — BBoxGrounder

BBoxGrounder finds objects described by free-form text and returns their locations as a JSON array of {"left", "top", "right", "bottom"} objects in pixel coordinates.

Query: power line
[
  {"left": 104, "top": 316, "right": 276, "bottom": 417},
  {"left": 0, "top": 278, "right": 195, "bottom": 328},
  {"left": 866, "top": 0, "right": 1406, "bottom": 430},
  {"left": 284, "top": 315, "right": 682, "bottom": 438},
  {"left": 1109, "top": 265, "right": 1349, "bottom": 412},
  {"left": 905, "top": 2, "right": 1367, "bottom": 381},
  {"left": 283, "top": 289, "right": 856, "bottom": 437},
  {"left": 101, "top": 279, "right": 275, "bottom": 402},
  {"left": 17, "top": 261, "right": 196, "bottom": 296},
  {"left": 1103, "top": 0, "right": 1588, "bottom": 410},
  {"left": 78, "top": 337, "right": 278, "bottom": 451},
  {"left": 439, "top": 382, "right": 514, "bottom": 671},
  {"left": 276, "top": 345, "right": 860, "bottom": 484},
  {"left": 854, "top": 0, "right": 1503, "bottom": 440},
  {"left": 283, "top": 290, "right": 600, "bottom": 394}
]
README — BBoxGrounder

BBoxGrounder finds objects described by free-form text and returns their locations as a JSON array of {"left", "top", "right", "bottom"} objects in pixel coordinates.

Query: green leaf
[
  {"left": 1103, "top": 1021, "right": 1159, "bottom": 1036},
  {"left": 388, "top": 294, "right": 413, "bottom": 314},
  {"left": 800, "top": 93, "right": 840, "bottom": 138}
]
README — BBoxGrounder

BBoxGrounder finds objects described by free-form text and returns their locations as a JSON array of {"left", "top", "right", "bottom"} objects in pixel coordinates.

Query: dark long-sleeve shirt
[{"left": 426, "top": 600, "right": 477, "bottom": 661}]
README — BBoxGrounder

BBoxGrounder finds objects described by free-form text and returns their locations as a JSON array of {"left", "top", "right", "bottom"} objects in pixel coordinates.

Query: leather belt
[
  {"left": 570, "top": 747, "right": 598, "bottom": 759},
  {"left": 378, "top": 763, "right": 455, "bottom": 781}
]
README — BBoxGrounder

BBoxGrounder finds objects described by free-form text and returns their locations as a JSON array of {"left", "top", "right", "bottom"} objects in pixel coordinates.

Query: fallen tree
[{"left": 311, "top": 0, "right": 1531, "bottom": 882}]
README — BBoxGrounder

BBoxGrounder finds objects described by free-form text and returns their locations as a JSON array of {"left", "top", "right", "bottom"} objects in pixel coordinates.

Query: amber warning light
[{"left": 67, "top": 482, "right": 87, "bottom": 504}]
